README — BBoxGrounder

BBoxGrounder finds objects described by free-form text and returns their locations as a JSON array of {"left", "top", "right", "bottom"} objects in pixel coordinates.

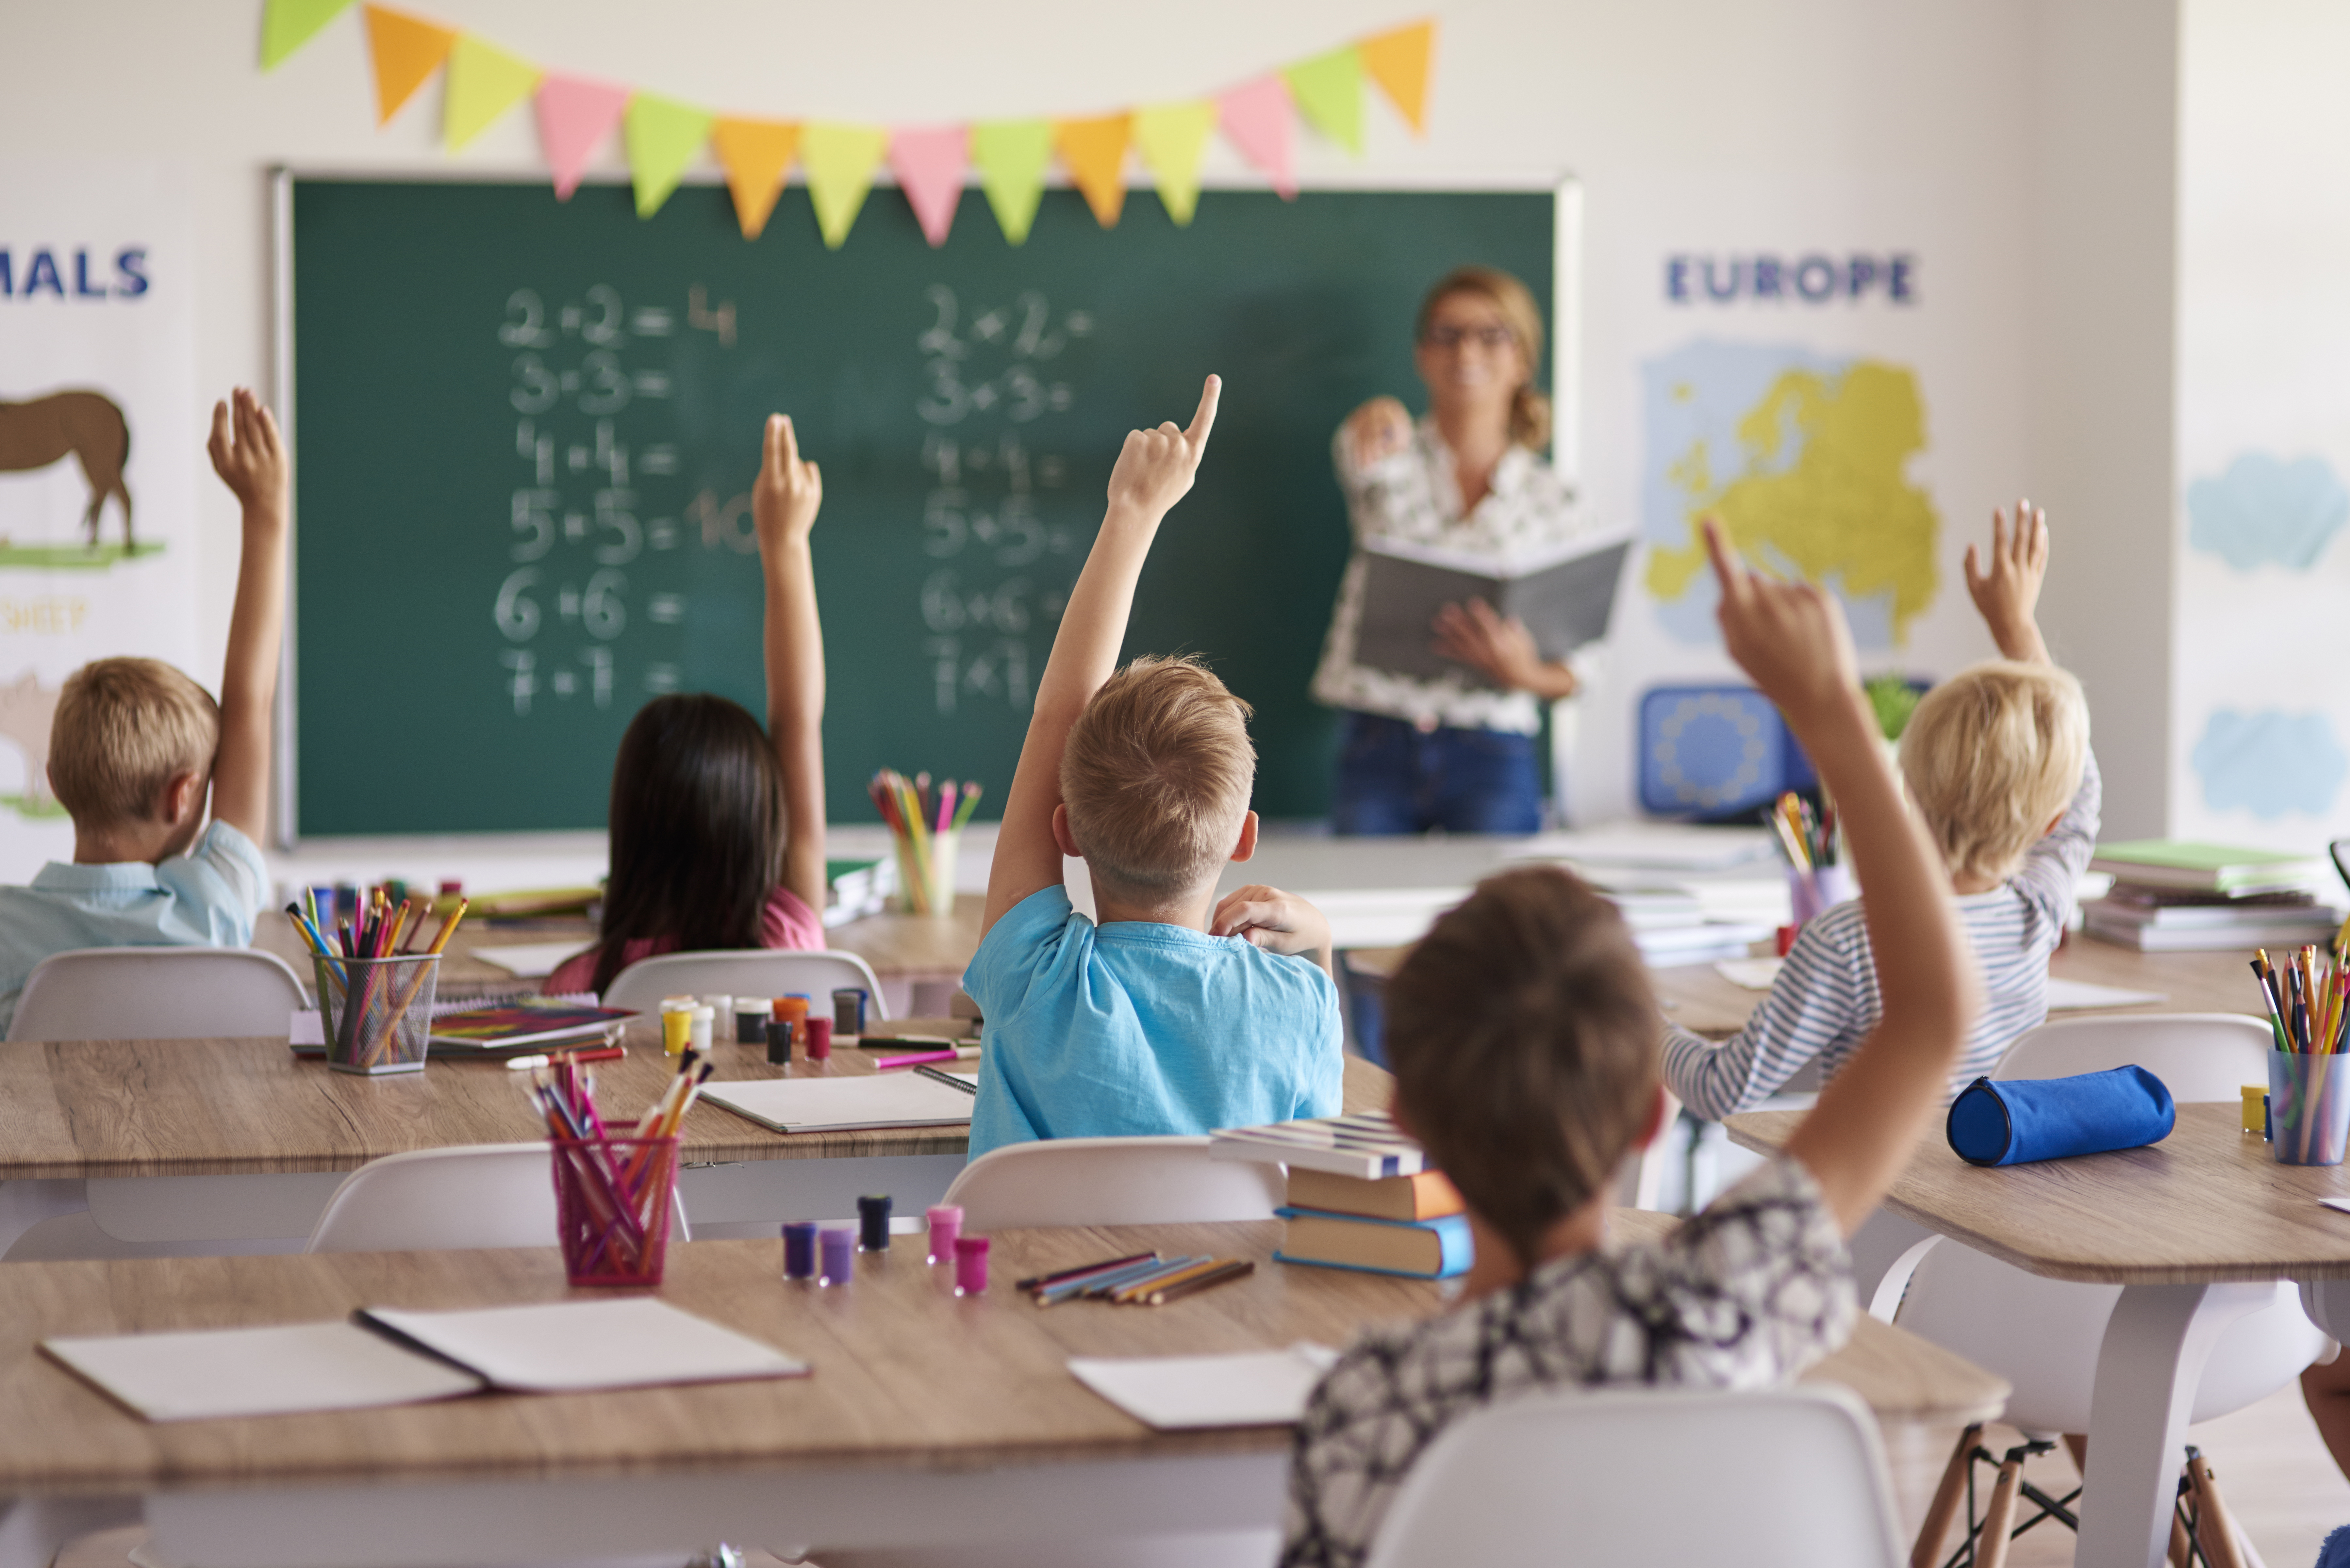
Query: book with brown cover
[{"left": 1284, "top": 1168, "right": 1465, "bottom": 1222}]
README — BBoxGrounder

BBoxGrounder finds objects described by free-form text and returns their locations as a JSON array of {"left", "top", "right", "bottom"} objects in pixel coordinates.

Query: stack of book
[
  {"left": 2082, "top": 841, "right": 2344, "bottom": 951},
  {"left": 1209, "top": 1114, "right": 1472, "bottom": 1279}
]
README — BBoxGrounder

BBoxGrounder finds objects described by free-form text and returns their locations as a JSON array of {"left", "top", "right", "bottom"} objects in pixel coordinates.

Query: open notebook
[
  {"left": 1068, "top": 1345, "right": 1341, "bottom": 1429},
  {"left": 698, "top": 1072, "right": 978, "bottom": 1134},
  {"left": 44, "top": 1297, "right": 806, "bottom": 1422}
]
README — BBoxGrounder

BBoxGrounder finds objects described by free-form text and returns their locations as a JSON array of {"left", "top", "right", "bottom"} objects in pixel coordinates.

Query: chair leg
[
  {"left": 1972, "top": 1452, "right": 2025, "bottom": 1568},
  {"left": 2184, "top": 1448, "right": 2248, "bottom": 1568},
  {"left": 1912, "top": 1424, "right": 1981, "bottom": 1568}
]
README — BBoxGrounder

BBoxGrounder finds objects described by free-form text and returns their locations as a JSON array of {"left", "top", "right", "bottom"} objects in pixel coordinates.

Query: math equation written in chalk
[{"left": 484, "top": 280, "right": 1095, "bottom": 723}]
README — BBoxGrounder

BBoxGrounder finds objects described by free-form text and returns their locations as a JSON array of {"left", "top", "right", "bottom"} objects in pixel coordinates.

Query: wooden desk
[
  {"left": 0, "top": 1218, "right": 2002, "bottom": 1568},
  {"left": 1725, "top": 1103, "right": 2350, "bottom": 1568},
  {"left": 0, "top": 1033, "right": 1392, "bottom": 1255}
]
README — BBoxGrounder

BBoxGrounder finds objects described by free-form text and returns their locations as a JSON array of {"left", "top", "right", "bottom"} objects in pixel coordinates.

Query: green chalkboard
[{"left": 290, "top": 179, "right": 1555, "bottom": 835}]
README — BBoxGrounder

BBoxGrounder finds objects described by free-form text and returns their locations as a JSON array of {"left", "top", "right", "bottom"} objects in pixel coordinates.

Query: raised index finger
[
  {"left": 1701, "top": 515, "right": 1749, "bottom": 601},
  {"left": 1185, "top": 373, "right": 1222, "bottom": 449},
  {"left": 777, "top": 413, "right": 802, "bottom": 469}
]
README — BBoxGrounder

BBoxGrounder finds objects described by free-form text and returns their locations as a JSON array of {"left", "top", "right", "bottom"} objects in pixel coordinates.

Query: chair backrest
[
  {"left": 305, "top": 1143, "right": 691, "bottom": 1252},
  {"left": 941, "top": 1136, "right": 1286, "bottom": 1230},
  {"left": 1991, "top": 1013, "right": 2274, "bottom": 1102},
  {"left": 1363, "top": 1386, "right": 1902, "bottom": 1568},
  {"left": 8, "top": 946, "right": 309, "bottom": 1043},
  {"left": 601, "top": 949, "right": 890, "bottom": 1020}
]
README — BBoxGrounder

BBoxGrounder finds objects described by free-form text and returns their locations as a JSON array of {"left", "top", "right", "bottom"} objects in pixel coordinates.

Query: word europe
[{"left": 1664, "top": 252, "right": 1916, "bottom": 305}]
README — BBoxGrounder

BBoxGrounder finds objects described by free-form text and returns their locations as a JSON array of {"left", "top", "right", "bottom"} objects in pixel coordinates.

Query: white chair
[
  {"left": 306, "top": 1143, "right": 690, "bottom": 1252},
  {"left": 1890, "top": 1014, "right": 2324, "bottom": 1564},
  {"left": 941, "top": 1136, "right": 1285, "bottom": 1230},
  {"left": 7, "top": 946, "right": 308, "bottom": 1042},
  {"left": 601, "top": 949, "right": 890, "bottom": 1020},
  {"left": 1363, "top": 1386, "right": 1902, "bottom": 1568}
]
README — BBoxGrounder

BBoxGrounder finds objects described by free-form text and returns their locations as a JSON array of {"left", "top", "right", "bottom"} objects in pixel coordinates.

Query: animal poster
[{"left": 0, "top": 164, "right": 196, "bottom": 879}]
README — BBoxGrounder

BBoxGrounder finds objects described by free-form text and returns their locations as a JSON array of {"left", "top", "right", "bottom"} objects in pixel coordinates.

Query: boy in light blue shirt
[
  {"left": 965, "top": 376, "right": 1343, "bottom": 1160},
  {"left": 0, "top": 390, "right": 289, "bottom": 1035}
]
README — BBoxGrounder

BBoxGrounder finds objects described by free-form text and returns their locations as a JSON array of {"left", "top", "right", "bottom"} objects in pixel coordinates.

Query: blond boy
[
  {"left": 1282, "top": 521, "right": 1979, "bottom": 1566},
  {"left": 0, "top": 391, "right": 290, "bottom": 1034},
  {"left": 963, "top": 376, "right": 1344, "bottom": 1158},
  {"left": 1664, "top": 502, "right": 2095, "bottom": 1118}
]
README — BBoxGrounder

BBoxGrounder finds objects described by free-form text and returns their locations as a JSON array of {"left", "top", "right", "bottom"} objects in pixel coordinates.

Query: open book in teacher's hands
[{"left": 1354, "top": 528, "right": 1632, "bottom": 688}]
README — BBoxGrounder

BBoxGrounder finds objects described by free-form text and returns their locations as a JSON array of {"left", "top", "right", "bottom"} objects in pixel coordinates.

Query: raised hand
[
  {"left": 1962, "top": 499, "right": 2052, "bottom": 664},
  {"left": 1105, "top": 374, "right": 1220, "bottom": 522},
  {"left": 754, "top": 413, "right": 823, "bottom": 551},
  {"left": 1704, "top": 516, "right": 1861, "bottom": 734},
  {"left": 1344, "top": 395, "right": 1413, "bottom": 467},
  {"left": 205, "top": 388, "right": 287, "bottom": 519}
]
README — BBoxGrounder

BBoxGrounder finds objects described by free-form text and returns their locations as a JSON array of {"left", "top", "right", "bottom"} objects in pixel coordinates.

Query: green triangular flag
[
  {"left": 260, "top": 0, "right": 354, "bottom": 70},
  {"left": 801, "top": 122, "right": 889, "bottom": 248},
  {"left": 1284, "top": 45, "right": 1363, "bottom": 155},
  {"left": 443, "top": 34, "right": 541, "bottom": 153},
  {"left": 969, "top": 120, "right": 1053, "bottom": 244},
  {"left": 624, "top": 93, "right": 713, "bottom": 218},
  {"left": 1132, "top": 101, "right": 1217, "bottom": 226}
]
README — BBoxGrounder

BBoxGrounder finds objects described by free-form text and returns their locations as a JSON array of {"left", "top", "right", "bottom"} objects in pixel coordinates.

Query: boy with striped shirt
[{"left": 1663, "top": 501, "right": 2095, "bottom": 1121}]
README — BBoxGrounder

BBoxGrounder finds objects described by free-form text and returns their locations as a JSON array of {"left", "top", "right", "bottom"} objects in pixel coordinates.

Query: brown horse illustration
[{"left": 0, "top": 391, "right": 132, "bottom": 548}]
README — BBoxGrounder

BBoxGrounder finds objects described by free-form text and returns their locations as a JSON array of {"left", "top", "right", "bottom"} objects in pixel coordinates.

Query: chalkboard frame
[{"left": 267, "top": 168, "right": 1580, "bottom": 847}]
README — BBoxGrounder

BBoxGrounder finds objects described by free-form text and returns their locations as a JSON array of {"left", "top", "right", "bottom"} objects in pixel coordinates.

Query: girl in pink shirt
[{"left": 550, "top": 415, "right": 831, "bottom": 999}]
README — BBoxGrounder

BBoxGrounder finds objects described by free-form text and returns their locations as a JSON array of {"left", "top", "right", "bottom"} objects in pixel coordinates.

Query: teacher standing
[{"left": 1311, "top": 266, "right": 1596, "bottom": 835}]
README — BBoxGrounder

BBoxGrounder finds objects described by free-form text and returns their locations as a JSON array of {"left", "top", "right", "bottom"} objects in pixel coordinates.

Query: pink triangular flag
[
  {"left": 536, "top": 73, "right": 630, "bottom": 200},
  {"left": 889, "top": 125, "right": 967, "bottom": 247},
  {"left": 1219, "top": 75, "right": 1296, "bottom": 199}
]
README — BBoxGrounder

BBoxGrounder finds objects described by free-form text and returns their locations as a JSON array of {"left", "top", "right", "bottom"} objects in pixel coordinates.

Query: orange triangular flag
[
  {"left": 363, "top": 5, "right": 457, "bottom": 127},
  {"left": 1359, "top": 19, "right": 1435, "bottom": 134},
  {"left": 1055, "top": 114, "right": 1131, "bottom": 228},
  {"left": 712, "top": 117, "right": 799, "bottom": 240}
]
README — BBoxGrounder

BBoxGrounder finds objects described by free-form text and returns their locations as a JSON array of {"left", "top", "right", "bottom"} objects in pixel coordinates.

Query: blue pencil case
[{"left": 1945, "top": 1066, "right": 2176, "bottom": 1167}]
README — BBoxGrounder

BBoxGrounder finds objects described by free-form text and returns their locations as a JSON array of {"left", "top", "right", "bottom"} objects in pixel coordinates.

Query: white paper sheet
[
  {"left": 1715, "top": 957, "right": 1785, "bottom": 991},
  {"left": 360, "top": 1298, "right": 805, "bottom": 1394},
  {"left": 699, "top": 1073, "right": 977, "bottom": 1134},
  {"left": 467, "top": 940, "right": 595, "bottom": 978},
  {"left": 1069, "top": 1345, "right": 1341, "bottom": 1430},
  {"left": 1507, "top": 824, "right": 1775, "bottom": 872},
  {"left": 2043, "top": 977, "right": 2167, "bottom": 1011},
  {"left": 43, "top": 1321, "right": 483, "bottom": 1422}
]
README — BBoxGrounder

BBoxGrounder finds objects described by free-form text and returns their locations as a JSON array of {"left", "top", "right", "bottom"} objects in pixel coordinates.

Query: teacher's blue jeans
[{"left": 1329, "top": 711, "right": 1544, "bottom": 836}]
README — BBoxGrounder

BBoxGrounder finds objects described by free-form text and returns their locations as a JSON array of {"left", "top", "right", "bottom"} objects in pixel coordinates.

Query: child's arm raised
[
  {"left": 1703, "top": 519, "right": 1979, "bottom": 1233},
  {"left": 981, "top": 375, "right": 1220, "bottom": 937},
  {"left": 1963, "top": 499, "right": 2052, "bottom": 665},
  {"left": 206, "top": 389, "right": 289, "bottom": 845},
  {"left": 755, "top": 414, "right": 828, "bottom": 920}
]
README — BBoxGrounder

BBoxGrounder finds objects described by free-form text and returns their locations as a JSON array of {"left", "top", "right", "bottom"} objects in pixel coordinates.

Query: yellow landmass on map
[{"left": 1647, "top": 361, "right": 1939, "bottom": 643}]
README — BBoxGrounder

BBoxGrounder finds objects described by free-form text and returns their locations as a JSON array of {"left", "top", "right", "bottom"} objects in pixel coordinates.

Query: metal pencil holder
[
  {"left": 314, "top": 953, "right": 439, "bottom": 1075},
  {"left": 552, "top": 1135, "right": 679, "bottom": 1287},
  {"left": 2270, "top": 1050, "right": 2350, "bottom": 1166}
]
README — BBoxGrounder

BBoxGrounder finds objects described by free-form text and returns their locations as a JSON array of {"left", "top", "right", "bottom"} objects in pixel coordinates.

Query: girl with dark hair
[{"left": 549, "top": 415, "right": 830, "bottom": 997}]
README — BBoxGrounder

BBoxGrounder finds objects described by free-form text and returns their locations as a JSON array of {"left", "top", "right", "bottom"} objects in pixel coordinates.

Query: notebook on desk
[{"left": 698, "top": 1073, "right": 978, "bottom": 1134}]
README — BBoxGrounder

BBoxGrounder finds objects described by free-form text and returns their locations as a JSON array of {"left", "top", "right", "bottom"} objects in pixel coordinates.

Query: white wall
[{"left": 0, "top": 0, "right": 2188, "bottom": 863}]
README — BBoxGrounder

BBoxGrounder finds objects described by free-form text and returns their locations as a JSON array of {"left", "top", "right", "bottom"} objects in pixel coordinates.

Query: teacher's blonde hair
[{"left": 1417, "top": 265, "right": 1551, "bottom": 453}]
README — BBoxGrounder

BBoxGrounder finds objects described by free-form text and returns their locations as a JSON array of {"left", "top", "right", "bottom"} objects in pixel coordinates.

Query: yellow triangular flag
[
  {"left": 443, "top": 33, "right": 540, "bottom": 153},
  {"left": 970, "top": 120, "right": 1053, "bottom": 244},
  {"left": 1284, "top": 46, "right": 1363, "bottom": 155},
  {"left": 1131, "top": 101, "right": 1216, "bottom": 226},
  {"left": 1359, "top": 20, "right": 1435, "bottom": 134},
  {"left": 712, "top": 117, "right": 799, "bottom": 240},
  {"left": 624, "top": 93, "right": 714, "bottom": 219},
  {"left": 363, "top": 6, "right": 456, "bottom": 126},
  {"left": 262, "top": 0, "right": 354, "bottom": 71},
  {"left": 1055, "top": 114, "right": 1131, "bottom": 228},
  {"left": 800, "top": 122, "right": 888, "bottom": 248}
]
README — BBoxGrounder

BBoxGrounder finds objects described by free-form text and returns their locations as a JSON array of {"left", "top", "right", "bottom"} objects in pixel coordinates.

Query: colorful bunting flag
[
  {"left": 801, "top": 123, "right": 889, "bottom": 249},
  {"left": 1131, "top": 102, "right": 1217, "bottom": 226},
  {"left": 443, "top": 33, "right": 540, "bottom": 153},
  {"left": 1218, "top": 76, "right": 1296, "bottom": 199},
  {"left": 889, "top": 127, "right": 968, "bottom": 248},
  {"left": 970, "top": 120, "right": 1054, "bottom": 245},
  {"left": 624, "top": 93, "right": 713, "bottom": 218},
  {"left": 362, "top": 5, "right": 457, "bottom": 126},
  {"left": 1055, "top": 114, "right": 1131, "bottom": 228},
  {"left": 712, "top": 117, "right": 799, "bottom": 240},
  {"left": 535, "top": 74, "right": 629, "bottom": 200},
  {"left": 262, "top": 0, "right": 355, "bottom": 71},
  {"left": 1284, "top": 45, "right": 1363, "bottom": 155},
  {"left": 1359, "top": 19, "right": 1435, "bottom": 135}
]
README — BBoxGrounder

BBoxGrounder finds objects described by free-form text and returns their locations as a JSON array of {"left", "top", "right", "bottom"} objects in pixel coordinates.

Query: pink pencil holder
[{"left": 551, "top": 1135, "right": 678, "bottom": 1287}]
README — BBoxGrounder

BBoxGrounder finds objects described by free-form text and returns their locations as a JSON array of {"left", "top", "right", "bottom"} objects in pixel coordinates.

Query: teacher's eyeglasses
[{"left": 1421, "top": 324, "right": 1516, "bottom": 351}]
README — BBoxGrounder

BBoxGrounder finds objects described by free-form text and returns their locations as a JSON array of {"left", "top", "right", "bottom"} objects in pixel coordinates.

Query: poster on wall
[
  {"left": 0, "top": 164, "right": 197, "bottom": 880},
  {"left": 1567, "top": 174, "right": 2029, "bottom": 824}
]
